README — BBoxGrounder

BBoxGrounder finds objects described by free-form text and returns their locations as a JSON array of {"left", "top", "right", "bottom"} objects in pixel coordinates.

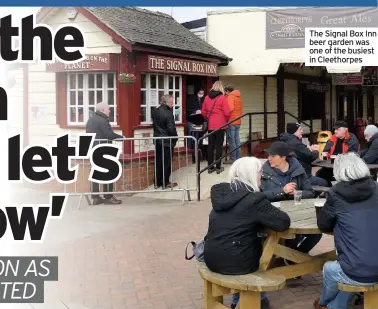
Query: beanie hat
[
  {"left": 286, "top": 122, "right": 301, "bottom": 135},
  {"left": 364, "top": 124, "right": 378, "bottom": 137}
]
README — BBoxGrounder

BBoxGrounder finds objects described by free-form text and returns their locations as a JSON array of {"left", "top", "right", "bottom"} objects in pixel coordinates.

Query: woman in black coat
[{"left": 204, "top": 157, "right": 291, "bottom": 309}]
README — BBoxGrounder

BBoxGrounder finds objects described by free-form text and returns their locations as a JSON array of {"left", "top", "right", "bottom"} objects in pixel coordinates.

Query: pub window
[
  {"left": 300, "top": 89, "right": 325, "bottom": 120},
  {"left": 67, "top": 72, "right": 117, "bottom": 125},
  {"left": 140, "top": 73, "right": 182, "bottom": 124}
]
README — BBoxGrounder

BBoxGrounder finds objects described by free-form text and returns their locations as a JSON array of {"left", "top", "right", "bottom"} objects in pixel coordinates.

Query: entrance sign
[
  {"left": 266, "top": 7, "right": 378, "bottom": 49},
  {"left": 148, "top": 55, "right": 218, "bottom": 76}
]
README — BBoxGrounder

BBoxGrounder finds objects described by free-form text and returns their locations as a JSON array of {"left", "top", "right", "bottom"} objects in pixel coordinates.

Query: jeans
[
  {"left": 226, "top": 125, "right": 241, "bottom": 161},
  {"left": 319, "top": 261, "right": 377, "bottom": 309},
  {"left": 232, "top": 292, "right": 267, "bottom": 305},
  {"left": 310, "top": 175, "right": 329, "bottom": 187}
]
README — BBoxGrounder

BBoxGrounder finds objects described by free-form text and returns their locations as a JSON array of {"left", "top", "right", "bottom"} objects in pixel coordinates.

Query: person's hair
[
  {"left": 228, "top": 157, "right": 263, "bottom": 192},
  {"left": 211, "top": 80, "right": 224, "bottom": 94},
  {"left": 96, "top": 102, "right": 108, "bottom": 111},
  {"left": 224, "top": 84, "right": 234, "bottom": 92},
  {"left": 333, "top": 152, "right": 370, "bottom": 182},
  {"left": 160, "top": 94, "right": 173, "bottom": 105}
]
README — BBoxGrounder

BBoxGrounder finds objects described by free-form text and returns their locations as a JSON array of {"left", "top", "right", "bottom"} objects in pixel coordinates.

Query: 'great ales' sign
[{"left": 148, "top": 56, "right": 218, "bottom": 76}]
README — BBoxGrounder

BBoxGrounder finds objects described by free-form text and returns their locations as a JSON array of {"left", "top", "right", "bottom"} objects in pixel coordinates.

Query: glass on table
[{"left": 294, "top": 190, "right": 302, "bottom": 205}]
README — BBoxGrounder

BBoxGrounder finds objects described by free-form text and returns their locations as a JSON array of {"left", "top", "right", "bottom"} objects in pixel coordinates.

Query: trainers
[
  {"left": 261, "top": 298, "right": 271, "bottom": 309},
  {"left": 208, "top": 168, "right": 216, "bottom": 174},
  {"left": 313, "top": 297, "right": 328, "bottom": 309},
  {"left": 230, "top": 305, "right": 236, "bottom": 309},
  {"left": 92, "top": 197, "right": 105, "bottom": 205},
  {"left": 216, "top": 167, "right": 225, "bottom": 174},
  {"left": 104, "top": 197, "right": 122, "bottom": 205}
]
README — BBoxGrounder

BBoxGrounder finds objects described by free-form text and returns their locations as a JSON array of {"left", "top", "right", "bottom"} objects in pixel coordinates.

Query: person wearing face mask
[{"left": 186, "top": 89, "right": 205, "bottom": 149}]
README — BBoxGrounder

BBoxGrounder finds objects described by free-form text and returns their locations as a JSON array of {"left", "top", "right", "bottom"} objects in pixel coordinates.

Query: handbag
[
  {"left": 185, "top": 240, "right": 205, "bottom": 262},
  {"left": 202, "top": 98, "right": 219, "bottom": 133}
]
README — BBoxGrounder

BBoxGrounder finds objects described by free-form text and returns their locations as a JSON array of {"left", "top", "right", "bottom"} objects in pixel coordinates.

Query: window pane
[
  {"left": 78, "top": 107, "right": 84, "bottom": 123},
  {"left": 150, "top": 90, "right": 158, "bottom": 106},
  {"left": 107, "top": 73, "right": 114, "bottom": 88},
  {"left": 174, "top": 107, "right": 180, "bottom": 121},
  {"left": 108, "top": 90, "right": 114, "bottom": 105},
  {"left": 158, "top": 75, "right": 164, "bottom": 89},
  {"left": 70, "top": 91, "right": 76, "bottom": 106},
  {"left": 175, "top": 92, "right": 180, "bottom": 105},
  {"left": 78, "top": 91, "right": 83, "bottom": 105},
  {"left": 69, "top": 107, "right": 76, "bottom": 122},
  {"left": 97, "top": 90, "right": 103, "bottom": 103},
  {"left": 141, "top": 74, "right": 146, "bottom": 88},
  {"left": 89, "top": 91, "right": 95, "bottom": 105},
  {"left": 88, "top": 107, "right": 95, "bottom": 118},
  {"left": 88, "top": 74, "right": 95, "bottom": 89},
  {"left": 168, "top": 90, "right": 173, "bottom": 96},
  {"left": 96, "top": 74, "right": 103, "bottom": 88},
  {"left": 69, "top": 75, "right": 76, "bottom": 89},
  {"left": 141, "top": 90, "right": 146, "bottom": 106},
  {"left": 78, "top": 74, "right": 84, "bottom": 89},
  {"left": 140, "top": 107, "right": 146, "bottom": 122},
  {"left": 150, "top": 75, "right": 156, "bottom": 89},
  {"left": 109, "top": 107, "right": 115, "bottom": 122},
  {"left": 158, "top": 91, "right": 164, "bottom": 103},
  {"left": 175, "top": 76, "right": 180, "bottom": 90},
  {"left": 169, "top": 76, "right": 173, "bottom": 89}
]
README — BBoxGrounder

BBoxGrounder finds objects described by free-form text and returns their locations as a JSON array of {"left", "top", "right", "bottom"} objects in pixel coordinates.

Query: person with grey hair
[
  {"left": 359, "top": 124, "right": 378, "bottom": 164},
  {"left": 315, "top": 152, "right": 378, "bottom": 309},
  {"left": 86, "top": 102, "right": 124, "bottom": 205},
  {"left": 152, "top": 94, "right": 178, "bottom": 189},
  {"left": 203, "top": 157, "right": 290, "bottom": 309}
]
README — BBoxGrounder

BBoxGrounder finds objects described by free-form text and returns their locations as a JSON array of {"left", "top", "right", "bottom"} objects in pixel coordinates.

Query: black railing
[{"left": 196, "top": 112, "right": 313, "bottom": 201}]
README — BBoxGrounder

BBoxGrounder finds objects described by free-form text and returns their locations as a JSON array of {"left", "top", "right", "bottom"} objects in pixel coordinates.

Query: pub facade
[{"left": 9, "top": 6, "right": 230, "bottom": 153}]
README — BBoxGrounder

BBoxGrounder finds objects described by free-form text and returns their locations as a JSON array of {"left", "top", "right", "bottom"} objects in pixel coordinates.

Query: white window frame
[
  {"left": 140, "top": 73, "right": 182, "bottom": 125},
  {"left": 67, "top": 72, "right": 117, "bottom": 126}
]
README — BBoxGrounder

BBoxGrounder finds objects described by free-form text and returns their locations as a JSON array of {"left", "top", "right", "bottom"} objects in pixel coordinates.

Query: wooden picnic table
[
  {"left": 312, "top": 160, "right": 378, "bottom": 170},
  {"left": 260, "top": 199, "right": 336, "bottom": 280}
]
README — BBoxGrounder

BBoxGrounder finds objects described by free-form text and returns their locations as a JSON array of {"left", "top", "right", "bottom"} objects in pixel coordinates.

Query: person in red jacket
[{"left": 201, "top": 81, "right": 231, "bottom": 174}]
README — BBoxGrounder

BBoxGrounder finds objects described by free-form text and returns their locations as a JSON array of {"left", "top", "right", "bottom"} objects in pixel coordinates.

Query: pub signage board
[{"left": 148, "top": 55, "right": 218, "bottom": 76}]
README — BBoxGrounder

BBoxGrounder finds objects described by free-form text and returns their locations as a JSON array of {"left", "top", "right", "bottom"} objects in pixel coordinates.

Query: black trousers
[
  {"left": 316, "top": 168, "right": 335, "bottom": 186},
  {"left": 286, "top": 234, "right": 323, "bottom": 254},
  {"left": 90, "top": 182, "right": 114, "bottom": 200},
  {"left": 207, "top": 130, "right": 225, "bottom": 170},
  {"left": 154, "top": 144, "right": 173, "bottom": 187}
]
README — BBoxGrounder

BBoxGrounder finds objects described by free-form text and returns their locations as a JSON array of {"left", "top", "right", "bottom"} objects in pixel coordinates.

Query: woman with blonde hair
[
  {"left": 203, "top": 157, "right": 291, "bottom": 309},
  {"left": 201, "top": 80, "right": 230, "bottom": 174}
]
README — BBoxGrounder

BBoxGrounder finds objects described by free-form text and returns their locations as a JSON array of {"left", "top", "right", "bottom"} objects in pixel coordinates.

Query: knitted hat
[
  {"left": 286, "top": 122, "right": 301, "bottom": 135},
  {"left": 364, "top": 125, "right": 378, "bottom": 137}
]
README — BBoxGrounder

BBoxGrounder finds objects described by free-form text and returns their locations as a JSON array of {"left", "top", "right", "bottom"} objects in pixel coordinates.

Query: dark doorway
[
  {"left": 186, "top": 76, "right": 207, "bottom": 100},
  {"left": 337, "top": 87, "right": 362, "bottom": 133},
  {"left": 367, "top": 89, "right": 375, "bottom": 123}
]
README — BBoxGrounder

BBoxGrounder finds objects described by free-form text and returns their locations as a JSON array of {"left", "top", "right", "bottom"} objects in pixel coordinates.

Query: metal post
[{"left": 248, "top": 113, "right": 252, "bottom": 156}]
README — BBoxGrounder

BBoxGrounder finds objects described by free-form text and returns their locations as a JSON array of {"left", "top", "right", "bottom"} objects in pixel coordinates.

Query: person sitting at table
[
  {"left": 359, "top": 124, "right": 378, "bottom": 164},
  {"left": 280, "top": 122, "right": 328, "bottom": 187},
  {"left": 315, "top": 152, "right": 378, "bottom": 309},
  {"left": 316, "top": 121, "right": 359, "bottom": 185},
  {"left": 260, "top": 141, "right": 320, "bottom": 260},
  {"left": 204, "top": 157, "right": 291, "bottom": 309}
]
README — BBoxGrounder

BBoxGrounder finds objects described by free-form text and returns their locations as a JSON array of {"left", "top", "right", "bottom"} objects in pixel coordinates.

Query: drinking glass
[{"left": 294, "top": 191, "right": 302, "bottom": 205}]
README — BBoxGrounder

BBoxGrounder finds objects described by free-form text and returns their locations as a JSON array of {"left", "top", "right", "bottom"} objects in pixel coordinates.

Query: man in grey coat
[
  {"left": 360, "top": 125, "right": 378, "bottom": 164},
  {"left": 86, "top": 102, "right": 124, "bottom": 205}
]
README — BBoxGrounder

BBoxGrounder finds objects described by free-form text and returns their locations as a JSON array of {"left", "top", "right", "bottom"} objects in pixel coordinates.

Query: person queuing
[
  {"left": 280, "top": 122, "right": 328, "bottom": 187},
  {"left": 86, "top": 102, "right": 124, "bottom": 205},
  {"left": 316, "top": 121, "right": 360, "bottom": 185},
  {"left": 201, "top": 81, "right": 230, "bottom": 174},
  {"left": 152, "top": 94, "right": 179, "bottom": 189},
  {"left": 224, "top": 84, "right": 243, "bottom": 164},
  {"left": 186, "top": 88, "right": 205, "bottom": 150},
  {"left": 203, "top": 157, "right": 290, "bottom": 309},
  {"left": 315, "top": 153, "right": 378, "bottom": 309}
]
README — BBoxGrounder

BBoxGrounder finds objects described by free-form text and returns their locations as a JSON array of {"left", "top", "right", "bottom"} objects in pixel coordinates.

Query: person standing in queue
[
  {"left": 152, "top": 94, "right": 179, "bottom": 189},
  {"left": 201, "top": 81, "right": 230, "bottom": 174},
  {"left": 86, "top": 102, "right": 124, "bottom": 205},
  {"left": 186, "top": 88, "right": 205, "bottom": 149}
]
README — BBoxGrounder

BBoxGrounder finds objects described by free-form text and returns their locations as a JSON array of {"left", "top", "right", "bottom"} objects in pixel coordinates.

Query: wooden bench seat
[
  {"left": 197, "top": 262, "right": 286, "bottom": 309},
  {"left": 338, "top": 283, "right": 378, "bottom": 309}
]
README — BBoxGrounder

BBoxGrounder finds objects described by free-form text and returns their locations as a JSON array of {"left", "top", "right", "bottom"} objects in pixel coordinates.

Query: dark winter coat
[
  {"left": 152, "top": 104, "right": 178, "bottom": 148},
  {"left": 323, "top": 132, "right": 359, "bottom": 157},
  {"left": 204, "top": 182, "right": 291, "bottom": 275},
  {"left": 86, "top": 111, "right": 123, "bottom": 146},
  {"left": 279, "top": 133, "right": 319, "bottom": 177},
  {"left": 260, "top": 157, "right": 315, "bottom": 202},
  {"left": 186, "top": 94, "right": 204, "bottom": 121},
  {"left": 317, "top": 177, "right": 378, "bottom": 283},
  {"left": 359, "top": 132, "right": 378, "bottom": 164}
]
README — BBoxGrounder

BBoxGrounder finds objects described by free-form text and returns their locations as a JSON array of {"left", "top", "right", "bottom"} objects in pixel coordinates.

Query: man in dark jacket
[
  {"left": 359, "top": 124, "right": 378, "bottom": 164},
  {"left": 315, "top": 153, "right": 378, "bottom": 309},
  {"left": 186, "top": 89, "right": 204, "bottom": 149},
  {"left": 280, "top": 123, "right": 328, "bottom": 187},
  {"left": 86, "top": 102, "right": 124, "bottom": 205},
  {"left": 152, "top": 94, "right": 178, "bottom": 189}
]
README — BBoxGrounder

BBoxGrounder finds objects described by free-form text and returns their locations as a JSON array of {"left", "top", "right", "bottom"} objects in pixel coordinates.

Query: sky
[{"left": 1, "top": 6, "right": 250, "bottom": 23}]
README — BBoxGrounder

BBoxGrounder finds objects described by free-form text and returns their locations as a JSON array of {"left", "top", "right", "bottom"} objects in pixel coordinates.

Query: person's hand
[
  {"left": 196, "top": 110, "right": 201, "bottom": 114},
  {"left": 283, "top": 182, "right": 296, "bottom": 195},
  {"left": 311, "top": 144, "right": 319, "bottom": 151}
]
